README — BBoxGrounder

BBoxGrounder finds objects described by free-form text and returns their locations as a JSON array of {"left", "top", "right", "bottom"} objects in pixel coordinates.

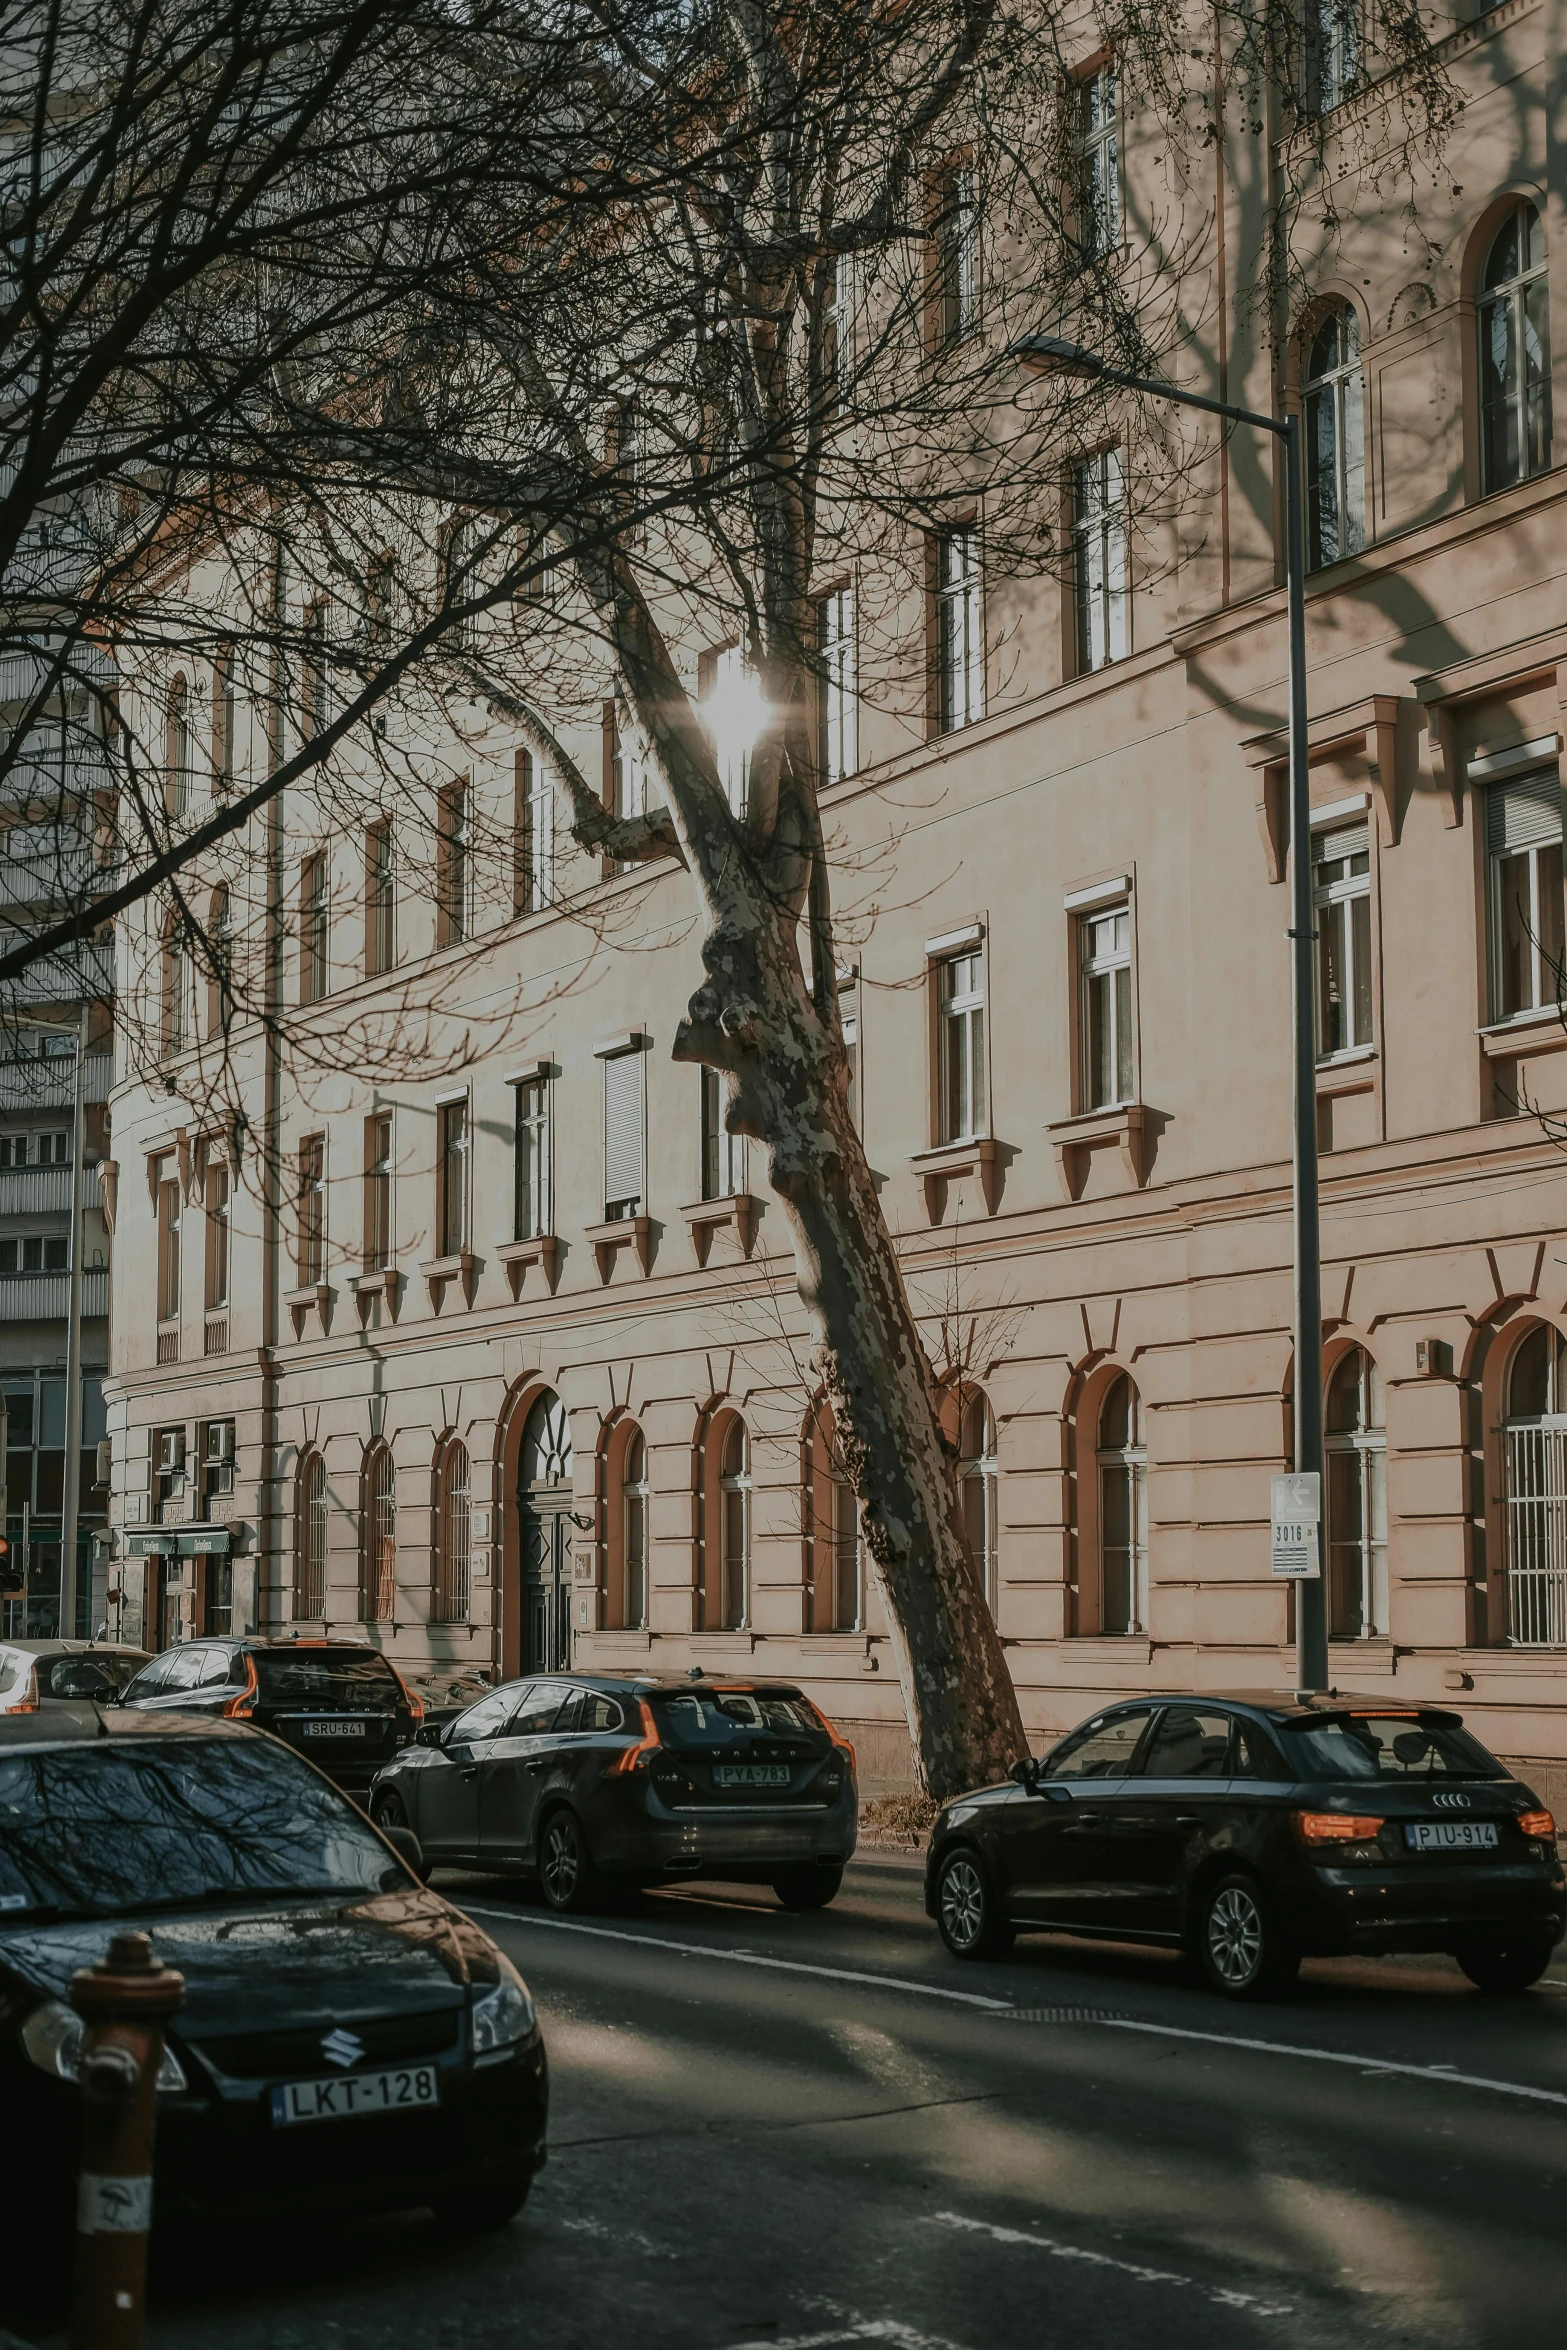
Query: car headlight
[
  {"left": 21, "top": 2000, "right": 187, "bottom": 2093},
  {"left": 471, "top": 1956, "right": 536, "bottom": 2063}
]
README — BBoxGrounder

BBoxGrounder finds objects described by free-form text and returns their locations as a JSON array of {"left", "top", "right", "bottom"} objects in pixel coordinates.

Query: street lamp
[{"left": 1012, "top": 332, "right": 1326, "bottom": 1698}]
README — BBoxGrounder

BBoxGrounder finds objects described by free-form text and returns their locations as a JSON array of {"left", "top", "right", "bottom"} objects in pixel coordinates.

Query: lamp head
[{"left": 1011, "top": 333, "right": 1104, "bottom": 380}]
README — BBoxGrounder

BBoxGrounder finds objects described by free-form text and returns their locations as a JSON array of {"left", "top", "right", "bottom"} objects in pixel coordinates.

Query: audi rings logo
[{"left": 1432, "top": 1791, "right": 1471, "bottom": 1810}]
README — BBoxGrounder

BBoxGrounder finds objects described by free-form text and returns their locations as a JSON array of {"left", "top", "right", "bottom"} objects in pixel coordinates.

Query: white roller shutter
[
  {"left": 1487, "top": 775, "right": 1563, "bottom": 856},
  {"left": 603, "top": 1048, "right": 644, "bottom": 1215}
]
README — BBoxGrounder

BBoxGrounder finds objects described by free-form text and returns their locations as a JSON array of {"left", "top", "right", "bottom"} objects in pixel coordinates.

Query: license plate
[
  {"left": 270, "top": 2065, "right": 438, "bottom": 2126},
  {"left": 714, "top": 1763, "right": 791, "bottom": 1789},
  {"left": 299, "top": 1720, "right": 368, "bottom": 1739},
  {"left": 1405, "top": 1820, "right": 1499, "bottom": 1852}
]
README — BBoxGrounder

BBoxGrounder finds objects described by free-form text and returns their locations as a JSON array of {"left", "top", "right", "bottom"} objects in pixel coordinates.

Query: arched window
[
  {"left": 296, "top": 1450, "right": 327, "bottom": 1620},
  {"left": 611, "top": 1424, "right": 649, "bottom": 1631},
  {"left": 720, "top": 1416, "right": 750, "bottom": 1630},
  {"left": 1097, "top": 1375, "right": 1147, "bottom": 1634},
  {"left": 363, "top": 1441, "right": 396, "bottom": 1623},
  {"left": 435, "top": 1439, "right": 471, "bottom": 1623},
  {"left": 804, "top": 1398, "right": 858, "bottom": 1632},
  {"left": 160, "top": 915, "right": 190, "bottom": 1055},
  {"left": 166, "top": 673, "right": 192, "bottom": 818},
  {"left": 958, "top": 1390, "right": 999, "bottom": 1614},
  {"left": 1480, "top": 203, "right": 1550, "bottom": 495},
  {"left": 1503, "top": 1323, "right": 1567, "bottom": 1646},
  {"left": 1325, "top": 1349, "right": 1387, "bottom": 1639},
  {"left": 1304, "top": 307, "right": 1365, "bottom": 569}
]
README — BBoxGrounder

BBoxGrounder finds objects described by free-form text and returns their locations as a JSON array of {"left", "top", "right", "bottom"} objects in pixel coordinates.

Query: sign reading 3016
[{"left": 1270, "top": 1472, "right": 1321, "bottom": 1580}]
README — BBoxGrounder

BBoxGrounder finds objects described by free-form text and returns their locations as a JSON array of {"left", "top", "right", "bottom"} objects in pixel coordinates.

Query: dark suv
[
  {"left": 926, "top": 1693, "right": 1567, "bottom": 1997},
  {"left": 371, "top": 1671, "right": 858, "bottom": 1911},
  {"left": 119, "top": 1639, "right": 423, "bottom": 1797}
]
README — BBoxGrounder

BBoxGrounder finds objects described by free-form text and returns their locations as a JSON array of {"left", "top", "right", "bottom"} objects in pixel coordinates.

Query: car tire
[
  {"left": 772, "top": 1864, "right": 844, "bottom": 1910},
  {"left": 1196, "top": 1872, "right": 1300, "bottom": 2000},
  {"left": 372, "top": 1789, "right": 410, "bottom": 1832},
  {"left": 1455, "top": 1934, "right": 1555, "bottom": 1994},
  {"left": 538, "top": 1807, "right": 600, "bottom": 1914},
  {"left": 934, "top": 1847, "right": 1014, "bottom": 1961},
  {"left": 430, "top": 2175, "right": 531, "bottom": 2233}
]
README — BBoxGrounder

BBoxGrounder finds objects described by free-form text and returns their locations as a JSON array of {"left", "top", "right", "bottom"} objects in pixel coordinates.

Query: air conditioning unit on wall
[
  {"left": 157, "top": 1429, "right": 186, "bottom": 1475},
  {"left": 205, "top": 1422, "right": 234, "bottom": 1465}
]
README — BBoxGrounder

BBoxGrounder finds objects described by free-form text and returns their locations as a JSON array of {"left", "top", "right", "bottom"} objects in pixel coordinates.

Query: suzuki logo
[
  {"left": 1432, "top": 1792, "right": 1471, "bottom": 1810},
  {"left": 320, "top": 2028, "right": 365, "bottom": 2069}
]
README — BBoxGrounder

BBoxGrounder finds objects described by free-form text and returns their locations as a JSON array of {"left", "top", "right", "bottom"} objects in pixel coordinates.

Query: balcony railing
[
  {"left": 0, "top": 1165, "right": 74, "bottom": 1215},
  {"left": 0, "top": 1053, "right": 111, "bottom": 1109},
  {"left": 0, "top": 1267, "right": 108, "bottom": 1321}
]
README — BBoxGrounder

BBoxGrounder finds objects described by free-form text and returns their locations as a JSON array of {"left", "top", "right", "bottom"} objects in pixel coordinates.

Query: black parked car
[
  {"left": 372, "top": 1672, "right": 858, "bottom": 1911},
  {"left": 119, "top": 1637, "right": 423, "bottom": 1797},
  {"left": 0, "top": 1709, "right": 547, "bottom": 2246},
  {"left": 926, "top": 1693, "right": 1567, "bottom": 1998}
]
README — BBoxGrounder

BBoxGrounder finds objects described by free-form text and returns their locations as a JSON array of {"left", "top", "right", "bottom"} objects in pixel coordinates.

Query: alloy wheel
[
  {"left": 940, "top": 1856, "right": 985, "bottom": 1952},
  {"left": 542, "top": 1814, "right": 580, "bottom": 1907},
  {"left": 1206, "top": 1883, "right": 1263, "bottom": 1988}
]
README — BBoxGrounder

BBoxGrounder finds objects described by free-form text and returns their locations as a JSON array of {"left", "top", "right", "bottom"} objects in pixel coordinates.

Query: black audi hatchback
[
  {"left": 0, "top": 1710, "right": 547, "bottom": 2246},
  {"left": 119, "top": 1637, "right": 423, "bottom": 1797},
  {"left": 926, "top": 1693, "right": 1567, "bottom": 1998}
]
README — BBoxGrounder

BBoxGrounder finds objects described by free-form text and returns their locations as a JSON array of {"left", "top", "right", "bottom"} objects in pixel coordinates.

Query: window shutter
[
  {"left": 1316, "top": 821, "right": 1369, "bottom": 863},
  {"left": 1487, "top": 775, "right": 1563, "bottom": 855},
  {"left": 603, "top": 1049, "right": 644, "bottom": 1211}
]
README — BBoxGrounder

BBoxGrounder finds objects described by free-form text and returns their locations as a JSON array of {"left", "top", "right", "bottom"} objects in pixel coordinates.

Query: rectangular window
[
  {"left": 363, "top": 1112, "right": 392, "bottom": 1270},
  {"left": 933, "top": 527, "right": 983, "bottom": 734},
  {"left": 157, "top": 1175, "right": 181, "bottom": 1321},
  {"left": 816, "top": 588, "right": 857, "bottom": 785},
  {"left": 437, "top": 780, "right": 469, "bottom": 946},
  {"left": 301, "top": 601, "right": 329, "bottom": 739},
  {"left": 938, "top": 951, "right": 986, "bottom": 1142},
  {"left": 514, "top": 1079, "right": 551, "bottom": 1241},
  {"left": 1313, "top": 823, "right": 1373, "bottom": 1056},
  {"left": 1489, "top": 777, "right": 1565, "bottom": 1021},
  {"left": 700, "top": 1065, "right": 745, "bottom": 1200},
  {"left": 212, "top": 649, "right": 236, "bottom": 788},
  {"left": 0, "top": 1240, "right": 15, "bottom": 1272},
  {"left": 202, "top": 1419, "right": 236, "bottom": 1502},
  {"left": 296, "top": 1136, "right": 325, "bottom": 1285},
  {"left": 932, "top": 163, "right": 978, "bottom": 347},
  {"left": 204, "top": 1163, "right": 230, "bottom": 1309},
  {"left": 365, "top": 821, "right": 394, "bottom": 976},
  {"left": 840, "top": 968, "right": 861, "bottom": 1132},
  {"left": 37, "top": 1132, "right": 66, "bottom": 1165},
  {"left": 603, "top": 1049, "right": 645, "bottom": 1220},
  {"left": 1073, "top": 448, "right": 1128, "bottom": 674},
  {"left": 822, "top": 253, "right": 851, "bottom": 401},
  {"left": 438, "top": 1098, "right": 469, "bottom": 1257},
  {"left": 1300, "top": 0, "right": 1358, "bottom": 117},
  {"left": 1080, "top": 904, "right": 1134, "bottom": 1109},
  {"left": 1072, "top": 64, "right": 1119, "bottom": 255},
  {"left": 514, "top": 748, "right": 553, "bottom": 916},
  {"left": 602, "top": 702, "right": 644, "bottom": 870},
  {"left": 299, "top": 852, "right": 328, "bottom": 1005},
  {"left": 0, "top": 1136, "right": 23, "bottom": 1167},
  {"left": 702, "top": 645, "right": 755, "bottom": 815}
]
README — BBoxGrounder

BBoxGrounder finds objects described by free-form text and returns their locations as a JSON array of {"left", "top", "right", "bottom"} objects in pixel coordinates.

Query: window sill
[
  {"left": 1046, "top": 1104, "right": 1150, "bottom": 1199},
  {"left": 1316, "top": 1047, "right": 1378, "bottom": 1098},
  {"left": 679, "top": 1193, "right": 758, "bottom": 1265},
  {"left": 282, "top": 1280, "right": 332, "bottom": 1338},
  {"left": 348, "top": 1266, "right": 403, "bottom": 1325},
  {"left": 908, "top": 1137, "right": 1002, "bottom": 1222},
  {"left": 1478, "top": 1010, "right": 1567, "bottom": 1059},
  {"left": 495, "top": 1235, "right": 561, "bottom": 1298},
  {"left": 582, "top": 1214, "right": 652, "bottom": 1282},
  {"left": 418, "top": 1250, "right": 476, "bottom": 1311}
]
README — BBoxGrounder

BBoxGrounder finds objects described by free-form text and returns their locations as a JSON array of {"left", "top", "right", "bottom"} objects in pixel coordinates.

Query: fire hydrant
[{"left": 68, "top": 1930, "right": 185, "bottom": 2350}]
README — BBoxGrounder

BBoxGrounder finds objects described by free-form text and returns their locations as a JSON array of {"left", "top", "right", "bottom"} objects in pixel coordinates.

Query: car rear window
[
  {"left": 0, "top": 1737, "right": 401, "bottom": 1921},
  {"left": 649, "top": 1690, "right": 825, "bottom": 1746},
  {"left": 1281, "top": 1712, "right": 1507, "bottom": 1781},
  {"left": 251, "top": 1650, "right": 403, "bottom": 1709},
  {"left": 40, "top": 1653, "right": 146, "bottom": 1700}
]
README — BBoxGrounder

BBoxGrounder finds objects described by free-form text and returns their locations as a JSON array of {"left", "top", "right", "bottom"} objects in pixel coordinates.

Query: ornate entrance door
[{"left": 518, "top": 1392, "right": 574, "bottom": 1675}]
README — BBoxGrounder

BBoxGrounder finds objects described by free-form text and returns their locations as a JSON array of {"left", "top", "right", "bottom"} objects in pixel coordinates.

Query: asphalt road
[{"left": 21, "top": 1851, "right": 1567, "bottom": 2349}]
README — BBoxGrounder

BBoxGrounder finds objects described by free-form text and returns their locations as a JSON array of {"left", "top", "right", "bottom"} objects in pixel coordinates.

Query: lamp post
[{"left": 1012, "top": 334, "right": 1327, "bottom": 1698}]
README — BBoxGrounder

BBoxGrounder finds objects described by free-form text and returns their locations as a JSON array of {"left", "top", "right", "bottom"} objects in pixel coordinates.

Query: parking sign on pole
[{"left": 1270, "top": 1472, "right": 1321, "bottom": 1580}]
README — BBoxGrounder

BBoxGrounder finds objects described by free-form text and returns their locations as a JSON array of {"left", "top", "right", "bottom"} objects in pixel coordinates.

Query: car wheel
[
  {"left": 1197, "top": 1873, "right": 1299, "bottom": 2000},
  {"left": 372, "top": 1789, "right": 409, "bottom": 1832},
  {"left": 538, "top": 1807, "right": 600, "bottom": 1914},
  {"left": 1455, "top": 1934, "right": 1555, "bottom": 1994},
  {"left": 772, "top": 1864, "right": 844, "bottom": 1911},
  {"left": 430, "top": 2175, "right": 531, "bottom": 2233},
  {"left": 935, "top": 1847, "right": 1014, "bottom": 1961}
]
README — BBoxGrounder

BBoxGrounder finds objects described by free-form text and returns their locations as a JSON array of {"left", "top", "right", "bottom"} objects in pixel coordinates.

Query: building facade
[{"left": 102, "top": 1, "right": 1567, "bottom": 1797}]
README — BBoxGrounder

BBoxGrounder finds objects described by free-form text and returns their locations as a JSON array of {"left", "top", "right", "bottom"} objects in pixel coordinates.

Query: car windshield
[
  {"left": 649, "top": 1690, "right": 825, "bottom": 1746},
  {"left": 1282, "top": 1712, "right": 1507, "bottom": 1781},
  {"left": 0, "top": 1736, "right": 402, "bottom": 1920},
  {"left": 41, "top": 1653, "right": 145, "bottom": 1700},
  {"left": 252, "top": 1651, "right": 402, "bottom": 1710}
]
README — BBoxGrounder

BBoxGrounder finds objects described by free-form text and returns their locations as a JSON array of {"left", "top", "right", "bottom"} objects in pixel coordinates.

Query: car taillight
[
  {"left": 1518, "top": 1808, "right": 1556, "bottom": 1841},
  {"left": 1294, "top": 1810, "right": 1385, "bottom": 1844},
  {"left": 609, "top": 1699, "right": 661, "bottom": 1775},
  {"left": 390, "top": 1666, "right": 424, "bottom": 1727},
  {"left": 804, "top": 1699, "right": 855, "bottom": 1777},
  {"left": 221, "top": 1654, "right": 259, "bottom": 1719}
]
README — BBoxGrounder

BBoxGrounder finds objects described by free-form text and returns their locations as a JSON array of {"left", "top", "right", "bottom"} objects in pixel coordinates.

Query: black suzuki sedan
[
  {"left": 926, "top": 1693, "right": 1566, "bottom": 1998},
  {"left": 0, "top": 1710, "right": 547, "bottom": 2242},
  {"left": 119, "top": 1637, "right": 423, "bottom": 1798},
  {"left": 372, "top": 1671, "right": 858, "bottom": 1911}
]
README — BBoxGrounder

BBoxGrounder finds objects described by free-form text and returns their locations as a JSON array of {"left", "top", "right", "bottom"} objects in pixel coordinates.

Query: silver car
[{"left": 0, "top": 1639, "right": 152, "bottom": 1716}]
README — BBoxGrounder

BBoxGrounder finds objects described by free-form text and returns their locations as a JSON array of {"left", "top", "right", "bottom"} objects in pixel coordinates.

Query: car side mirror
[
  {"left": 416, "top": 1719, "right": 445, "bottom": 1747},
  {"left": 1009, "top": 1757, "right": 1040, "bottom": 1790},
  {"left": 380, "top": 1823, "right": 431, "bottom": 1883}
]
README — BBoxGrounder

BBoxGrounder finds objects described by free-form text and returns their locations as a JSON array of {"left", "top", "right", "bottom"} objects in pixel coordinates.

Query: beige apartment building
[{"left": 101, "top": 1, "right": 1567, "bottom": 1798}]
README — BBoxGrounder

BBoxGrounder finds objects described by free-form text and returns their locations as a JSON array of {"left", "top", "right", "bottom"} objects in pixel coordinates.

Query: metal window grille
[
  {"left": 298, "top": 1452, "right": 327, "bottom": 1619},
  {"left": 367, "top": 1443, "right": 397, "bottom": 1623},
  {"left": 435, "top": 1442, "right": 470, "bottom": 1623}
]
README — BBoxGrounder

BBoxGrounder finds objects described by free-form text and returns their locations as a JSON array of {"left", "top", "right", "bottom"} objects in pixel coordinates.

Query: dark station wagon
[
  {"left": 926, "top": 1692, "right": 1567, "bottom": 1998},
  {"left": 119, "top": 1638, "right": 423, "bottom": 1797}
]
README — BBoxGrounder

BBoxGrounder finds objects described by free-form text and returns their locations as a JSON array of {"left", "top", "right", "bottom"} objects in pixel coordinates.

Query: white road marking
[
  {"left": 729, "top": 2328, "right": 970, "bottom": 2350},
  {"left": 458, "top": 1907, "right": 1013, "bottom": 2010},
  {"left": 932, "top": 2211, "right": 1293, "bottom": 2318},
  {"left": 1098, "top": 2016, "right": 1567, "bottom": 2108}
]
